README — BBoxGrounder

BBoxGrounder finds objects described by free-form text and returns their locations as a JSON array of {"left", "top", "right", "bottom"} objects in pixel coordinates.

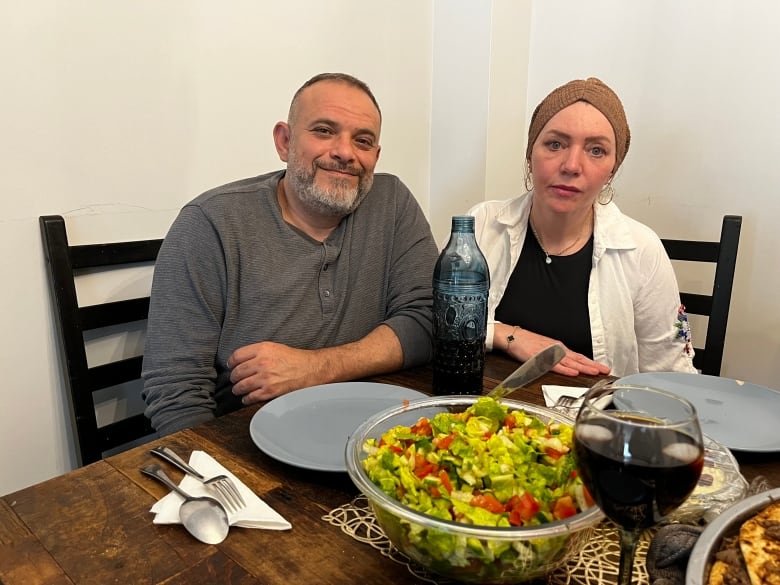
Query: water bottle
[{"left": 432, "top": 215, "right": 490, "bottom": 395}]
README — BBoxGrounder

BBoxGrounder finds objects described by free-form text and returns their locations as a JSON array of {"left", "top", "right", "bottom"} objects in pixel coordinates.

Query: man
[{"left": 142, "top": 73, "right": 438, "bottom": 435}]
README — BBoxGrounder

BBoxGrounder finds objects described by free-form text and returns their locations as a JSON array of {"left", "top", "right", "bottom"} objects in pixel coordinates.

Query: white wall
[
  {"left": 3, "top": 0, "right": 777, "bottom": 495},
  {"left": 429, "top": 1, "right": 532, "bottom": 244},
  {"left": 0, "top": 0, "right": 435, "bottom": 495},
  {"left": 526, "top": 0, "right": 780, "bottom": 388}
]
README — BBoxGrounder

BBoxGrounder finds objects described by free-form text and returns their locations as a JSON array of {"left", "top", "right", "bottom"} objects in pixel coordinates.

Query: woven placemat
[{"left": 323, "top": 495, "right": 651, "bottom": 584}]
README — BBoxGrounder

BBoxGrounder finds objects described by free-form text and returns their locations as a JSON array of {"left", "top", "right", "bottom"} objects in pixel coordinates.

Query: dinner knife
[{"left": 487, "top": 343, "right": 566, "bottom": 399}]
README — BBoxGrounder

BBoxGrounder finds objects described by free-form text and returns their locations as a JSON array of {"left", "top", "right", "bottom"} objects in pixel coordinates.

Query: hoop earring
[
  {"left": 524, "top": 162, "right": 533, "bottom": 192},
  {"left": 599, "top": 182, "right": 615, "bottom": 205}
]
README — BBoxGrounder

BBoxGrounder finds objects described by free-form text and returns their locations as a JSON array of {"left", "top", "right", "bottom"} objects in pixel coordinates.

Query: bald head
[{"left": 288, "top": 73, "right": 382, "bottom": 128}]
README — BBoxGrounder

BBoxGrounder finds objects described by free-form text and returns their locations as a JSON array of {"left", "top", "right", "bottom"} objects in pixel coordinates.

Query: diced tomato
[
  {"left": 410, "top": 418, "right": 432, "bottom": 436},
  {"left": 434, "top": 433, "right": 455, "bottom": 451},
  {"left": 430, "top": 486, "right": 441, "bottom": 498},
  {"left": 506, "top": 491, "right": 540, "bottom": 525},
  {"left": 388, "top": 445, "right": 403, "bottom": 454},
  {"left": 569, "top": 470, "right": 578, "bottom": 479},
  {"left": 439, "top": 469, "right": 453, "bottom": 494},
  {"left": 413, "top": 454, "right": 437, "bottom": 478},
  {"left": 470, "top": 493, "right": 504, "bottom": 514},
  {"left": 503, "top": 415, "right": 516, "bottom": 430},
  {"left": 552, "top": 495, "right": 578, "bottom": 520},
  {"left": 545, "top": 447, "right": 564, "bottom": 460}
]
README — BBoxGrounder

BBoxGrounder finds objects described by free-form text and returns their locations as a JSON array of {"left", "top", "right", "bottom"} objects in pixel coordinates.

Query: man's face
[{"left": 275, "top": 80, "right": 381, "bottom": 217}]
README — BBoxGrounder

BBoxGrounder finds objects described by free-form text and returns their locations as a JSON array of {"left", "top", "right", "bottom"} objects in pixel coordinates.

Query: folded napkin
[
  {"left": 150, "top": 450, "right": 291, "bottom": 530},
  {"left": 541, "top": 385, "right": 588, "bottom": 409}
]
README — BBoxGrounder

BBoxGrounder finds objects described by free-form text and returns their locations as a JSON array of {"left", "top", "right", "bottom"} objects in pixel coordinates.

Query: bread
[{"left": 739, "top": 501, "right": 780, "bottom": 585}]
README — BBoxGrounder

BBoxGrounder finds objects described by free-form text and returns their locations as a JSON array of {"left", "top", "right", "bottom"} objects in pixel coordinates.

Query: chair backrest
[
  {"left": 661, "top": 215, "right": 742, "bottom": 376},
  {"left": 40, "top": 215, "right": 164, "bottom": 466}
]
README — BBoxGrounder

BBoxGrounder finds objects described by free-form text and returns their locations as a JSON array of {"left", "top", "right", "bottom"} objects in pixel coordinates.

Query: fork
[
  {"left": 553, "top": 395, "right": 579, "bottom": 410},
  {"left": 150, "top": 446, "right": 246, "bottom": 514}
]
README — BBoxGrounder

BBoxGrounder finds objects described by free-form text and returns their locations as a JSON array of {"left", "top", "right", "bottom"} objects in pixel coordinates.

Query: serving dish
[
  {"left": 686, "top": 486, "right": 780, "bottom": 584},
  {"left": 345, "top": 396, "right": 604, "bottom": 584}
]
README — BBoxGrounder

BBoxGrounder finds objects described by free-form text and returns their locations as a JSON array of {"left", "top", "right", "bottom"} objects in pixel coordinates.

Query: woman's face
[{"left": 529, "top": 101, "right": 616, "bottom": 215}]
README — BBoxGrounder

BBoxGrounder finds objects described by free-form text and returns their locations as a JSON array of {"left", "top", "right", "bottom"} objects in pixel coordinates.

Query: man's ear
[{"left": 273, "top": 122, "right": 291, "bottom": 162}]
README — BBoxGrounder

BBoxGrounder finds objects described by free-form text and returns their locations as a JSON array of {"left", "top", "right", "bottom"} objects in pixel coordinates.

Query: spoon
[{"left": 141, "top": 463, "right": 230, "bottom": 544}]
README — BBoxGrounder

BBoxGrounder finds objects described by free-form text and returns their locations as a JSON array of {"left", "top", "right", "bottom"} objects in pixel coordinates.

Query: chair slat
[
  {"left": 97, "top": 414, "right": 155, "bottom": 450},
  {"left": 80, "top": 298, "right": 150, "bottom": 331},
  {"left": 86, "top": 356, "right": 144, "bottom": 393},
  {"left": 661, "top": 240, "right": 719, "bottom": 263},
  {"left": 678, "top": 292, "right": 713, "bottom": 316},
  {"left": 70, "top": 240, "right": 162, "bottom": 269}
]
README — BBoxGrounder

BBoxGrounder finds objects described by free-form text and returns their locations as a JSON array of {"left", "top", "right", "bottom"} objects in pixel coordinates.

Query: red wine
[{"left": 574, "top": 414, "right": 704, "bottom": 530}]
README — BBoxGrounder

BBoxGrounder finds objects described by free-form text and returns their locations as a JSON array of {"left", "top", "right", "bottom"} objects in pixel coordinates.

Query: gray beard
[{"left": 287, "top": 164, "right": 374, "bottom": 217}]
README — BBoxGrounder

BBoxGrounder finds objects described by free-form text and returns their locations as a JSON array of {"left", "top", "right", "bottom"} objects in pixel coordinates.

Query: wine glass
[{"left": 573, "top": 383, "right": 704, "bottom": 585}]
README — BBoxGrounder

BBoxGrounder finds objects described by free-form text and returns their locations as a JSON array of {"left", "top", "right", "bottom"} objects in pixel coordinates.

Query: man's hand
[
  {"left": 227, "top": 325, "right": 404, "bottom": 405},
  {"left": 227, "top": 342, "right": 324, "bottom": 404},
  {"left": 498, "top": 325, "right": 611, "bottom": 377}
]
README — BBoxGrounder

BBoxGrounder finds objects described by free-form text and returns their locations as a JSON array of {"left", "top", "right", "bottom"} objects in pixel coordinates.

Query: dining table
[{"left": 1, "top": 353, "right": 778, "bottom": 585}]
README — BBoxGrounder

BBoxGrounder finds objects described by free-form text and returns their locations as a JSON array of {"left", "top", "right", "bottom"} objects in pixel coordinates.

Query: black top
[{"left": 495, "top": 228, "right": 594, "bottom": 358}]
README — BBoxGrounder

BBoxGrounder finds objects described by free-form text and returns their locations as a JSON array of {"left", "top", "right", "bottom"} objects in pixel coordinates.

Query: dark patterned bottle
[{"left": 432, "top": 215, "right": 489, "bottom": 395}]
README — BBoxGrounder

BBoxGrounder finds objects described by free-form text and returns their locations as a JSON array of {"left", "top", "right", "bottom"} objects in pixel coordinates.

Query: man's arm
[
  {"left": 375, "top": 176, "right": 439, "bottom": 367},
  {"left": 227, "top": 324, "right": 402, "bottom": 404},
  {"left": 141, "top": 206, "right": 226, "bottom": 435}
]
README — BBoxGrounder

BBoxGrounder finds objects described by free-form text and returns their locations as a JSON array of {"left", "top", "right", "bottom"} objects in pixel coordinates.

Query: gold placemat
[{"left": 323, "top": 496, "right": 652, "bottom": 584}]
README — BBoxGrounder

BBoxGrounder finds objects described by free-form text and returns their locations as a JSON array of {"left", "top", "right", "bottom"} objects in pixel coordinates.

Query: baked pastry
[{"left": 739, "top": 501, "right": 780, "bottom": 585}]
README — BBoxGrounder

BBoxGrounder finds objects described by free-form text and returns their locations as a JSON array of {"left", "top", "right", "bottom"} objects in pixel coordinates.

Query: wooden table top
[{"left": 1, "top": 354, "right": 778, "bottom": 584}]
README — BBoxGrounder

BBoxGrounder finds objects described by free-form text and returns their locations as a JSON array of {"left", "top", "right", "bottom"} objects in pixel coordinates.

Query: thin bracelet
[{"left": 506, "top": 326, "right": 521, "bottom": 351}]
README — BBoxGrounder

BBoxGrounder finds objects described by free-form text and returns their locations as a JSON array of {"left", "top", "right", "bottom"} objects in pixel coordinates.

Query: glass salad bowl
[{"left": 345, "top": 395, "right": 604, "bottom": 584}]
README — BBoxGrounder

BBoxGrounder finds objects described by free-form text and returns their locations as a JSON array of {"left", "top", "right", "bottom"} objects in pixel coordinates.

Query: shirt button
[{"left": 323, "top": 290, "right": 331, "bottom": 297}]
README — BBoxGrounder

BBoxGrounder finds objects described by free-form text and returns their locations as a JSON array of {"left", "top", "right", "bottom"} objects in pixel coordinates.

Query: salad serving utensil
[
  {"left": 488, "top": 343, "right": 566, "bottom": 400},
  {"left": 141, "top": 463, "right": 230, "bottom": 544},
  {"left": 150, "top": 445, "right": 245, "bottom": 513}
]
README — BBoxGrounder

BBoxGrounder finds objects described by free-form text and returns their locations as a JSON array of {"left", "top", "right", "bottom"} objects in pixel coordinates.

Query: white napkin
[
  {"left": 541, "top": 385, "right": 588, "bottom": 410},
  {"left": 150, "top": 450, "right": 291, "bottom": 530}
]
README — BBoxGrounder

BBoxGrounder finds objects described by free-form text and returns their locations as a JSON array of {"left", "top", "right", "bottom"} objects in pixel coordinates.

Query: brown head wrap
[{"left": 525, "top": 77, "right": 631, "bottom": 173}]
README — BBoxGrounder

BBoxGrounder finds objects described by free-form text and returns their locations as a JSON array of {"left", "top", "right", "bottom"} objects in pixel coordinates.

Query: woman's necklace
[{"left": 529, "top": 218, "right": 590, "bottom": 265}]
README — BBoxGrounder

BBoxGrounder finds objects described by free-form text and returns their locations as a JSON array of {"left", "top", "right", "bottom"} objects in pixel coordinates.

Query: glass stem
[{"left": 617, "top": 528, "right": 640, "bottom": 585}]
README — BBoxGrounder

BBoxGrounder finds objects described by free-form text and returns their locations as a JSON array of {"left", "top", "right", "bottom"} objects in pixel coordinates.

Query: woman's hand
[{"left": 497, "top": 324, "right": 611, "bottom": 377}]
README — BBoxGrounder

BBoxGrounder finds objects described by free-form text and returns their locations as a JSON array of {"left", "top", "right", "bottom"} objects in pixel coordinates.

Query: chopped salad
[{"left": 362, "top": 396, "right": 593, "bottom": 529}]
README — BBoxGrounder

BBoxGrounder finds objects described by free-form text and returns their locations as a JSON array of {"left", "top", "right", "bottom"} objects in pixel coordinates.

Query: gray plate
[
  {"left": 617, "top": 372, "right": 780, "bottom": 452},
  {"left": 686, "top": 487, "right": 780, "bottom": 584},
  {"left": 249, "top": 382, "right": 427, "bottom": 472}
]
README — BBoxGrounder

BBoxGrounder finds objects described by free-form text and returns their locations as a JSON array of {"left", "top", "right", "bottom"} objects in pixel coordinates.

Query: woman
[{"left": 469, "top": 77, "right": 696, "bottom": 377}]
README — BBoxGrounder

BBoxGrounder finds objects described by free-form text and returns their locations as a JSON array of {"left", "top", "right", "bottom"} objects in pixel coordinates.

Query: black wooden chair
[
  {"left": 40, "top": 215, "right": 164, "bottom": 466},
  {"left": 661, "top": 215, "right": 742, "bottom": 376}
]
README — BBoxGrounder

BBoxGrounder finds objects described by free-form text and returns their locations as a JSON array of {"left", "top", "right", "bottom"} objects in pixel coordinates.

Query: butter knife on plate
[{"left": 488, "top": 343, "right": 566, "bottom": 400}]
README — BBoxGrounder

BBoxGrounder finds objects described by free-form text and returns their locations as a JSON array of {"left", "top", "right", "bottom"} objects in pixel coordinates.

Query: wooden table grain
[{"left": 1, "top": 354, "right": 778, "bottom": 584}]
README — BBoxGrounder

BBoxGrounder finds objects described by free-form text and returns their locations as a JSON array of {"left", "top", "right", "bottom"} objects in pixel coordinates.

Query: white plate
[
  {"left": 249, "top": 382, "right": 428, "bottom": 472},
  {"left": 616, "top": 372, "right": 780, "bottom": 452}
]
